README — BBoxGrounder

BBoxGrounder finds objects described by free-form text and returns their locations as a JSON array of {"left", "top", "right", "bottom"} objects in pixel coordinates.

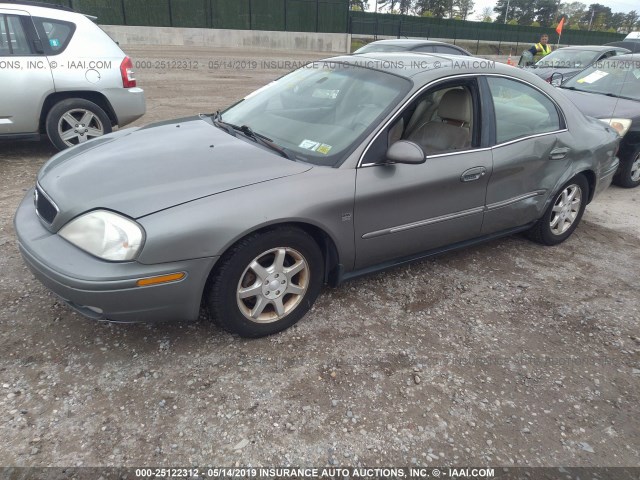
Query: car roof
[
  {"left": 325, "top": 51, "right": 529, "bottom": 81},
  {"left": 0, "top": 1, "right": 90, "bottom": 20},
  {"left": 554, "top": 45, "right": 626, "bottom": 52},
  {"left": 604, "top": 52, "right": 640, "bottom": 60},
  {"left": 364, "top": 39, "right": 457, "bottom": 47}
]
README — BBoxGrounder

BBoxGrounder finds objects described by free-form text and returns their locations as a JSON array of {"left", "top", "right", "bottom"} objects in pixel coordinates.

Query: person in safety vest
[{"left": 528, "top": 33, "right": 552, "bottom": 61}]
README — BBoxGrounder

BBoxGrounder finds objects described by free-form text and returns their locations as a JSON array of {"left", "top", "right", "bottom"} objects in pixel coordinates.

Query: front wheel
[
  {"left": 46, "top": 98, "right": 112, "bottom": 150},
  {"left": 206, "top": 228, "right": 324, "bottom": 337},
  {"left": 527, "top": 174, "right": 589, "bottom": 246},
  {"left": 613, "top": 147, "right": 640, "bottom": 188}
]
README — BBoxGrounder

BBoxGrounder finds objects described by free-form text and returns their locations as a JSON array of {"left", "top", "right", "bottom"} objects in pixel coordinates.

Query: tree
[
  {"left": 559, "top": 2, "right": 586, "bottom": 28},
  {"left": 623, "top": 10, "right": 639, "bottom": 33},
  {"left": 493, "top": 0, "right": 536, "bottom": 25},
  {"left": 476, "top": 6, "right": 492, "bottom": 21},
  {"left": 581, "top": 4, "right": 612, "bottom": 30},
  {"left": 455, "top": 0, "right": 474, "bottom": 20},
  {"left": 534, "top": 0, "right": 558, "bottom": 27},
  {"left": 414, "top": 0, "right": 450, "bottom": 18},
  {"left": 349, "top": 0, "right": 368, "bottom": 11}
]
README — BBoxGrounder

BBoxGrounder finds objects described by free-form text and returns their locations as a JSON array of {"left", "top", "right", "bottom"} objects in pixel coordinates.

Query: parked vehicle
[
  {"left": 558, "top": 53, "right": 640, "bottom": 188},
  {"left": 0, "top": 0, "right": 145, "bottom": 149},
  {"left": 15, "top": 53, "right": 620, "bottom": 337},
  {"left": 521, "top": 45, "right": 630, "bottom": 84},
  {"left": 353, "top": 39, "right": 471, "bottom": 56}
]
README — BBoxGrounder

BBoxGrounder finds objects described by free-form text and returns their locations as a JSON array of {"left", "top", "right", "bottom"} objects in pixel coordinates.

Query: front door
[{"left": 353, "top": 78, "right": 492, "bottom": 269}]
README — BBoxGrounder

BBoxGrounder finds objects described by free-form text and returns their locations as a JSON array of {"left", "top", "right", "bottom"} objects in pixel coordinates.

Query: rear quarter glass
[{"left": 32, "top": 16, "right": 75, "bottom": 55}]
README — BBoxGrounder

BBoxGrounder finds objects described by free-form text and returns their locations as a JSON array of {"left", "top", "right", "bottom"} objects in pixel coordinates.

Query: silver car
[
  {"left": 0, "top": 0, "right": 145, "bottom": 149},
  {"left": 14, "top": 53, "right": 620, "bottom": 337}
]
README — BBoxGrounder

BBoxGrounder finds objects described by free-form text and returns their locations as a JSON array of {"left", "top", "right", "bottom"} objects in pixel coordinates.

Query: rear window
[{"left": 33, "top": 17, "right": 75, "bottom": 55}]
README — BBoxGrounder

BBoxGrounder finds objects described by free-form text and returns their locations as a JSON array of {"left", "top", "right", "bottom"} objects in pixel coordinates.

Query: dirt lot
[{"left": 1, "top": 46, "right": 639, "bottom": 469}]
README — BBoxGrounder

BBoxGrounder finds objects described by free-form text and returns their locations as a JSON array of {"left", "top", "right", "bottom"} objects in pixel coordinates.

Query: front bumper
[{"left": 14, "top": 190, "right": 218, "bottom": 323}]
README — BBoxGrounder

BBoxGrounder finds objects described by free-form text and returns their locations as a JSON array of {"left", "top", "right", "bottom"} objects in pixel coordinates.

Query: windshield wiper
[
  {"left": 559, "top": 85, "right": 581, "bottom": 91},
  {"left": 237, "top": 124, "right": 296, "bottom": 161},
  {"left": 211, "top": 112, "right": 295, "bottom": 160},
  {"left": 211, "top": 110, "right": 238, "bottom": 137}
]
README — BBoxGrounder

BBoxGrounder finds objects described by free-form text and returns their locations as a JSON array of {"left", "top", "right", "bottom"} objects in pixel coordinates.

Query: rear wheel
[
  {"left": 46, "top": 99, "right": 112, "bottom": 150},
  {"left": 527, "top": 174, "right": 589, "bottom": 246},
  {"left": 613, "top": 147, "right": 640, "bottom": 188},
  {"left": 207, "top": 228, "right": 323, "bottom": 337}
]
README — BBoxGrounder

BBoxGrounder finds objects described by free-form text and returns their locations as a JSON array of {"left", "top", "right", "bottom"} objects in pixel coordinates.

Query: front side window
[
  {"left": 487, "top": 77, "right": 561, "bottom": 144},
  {"left": 0, "top": 14, "right": 31, "bottom": 56},
  {"left": 221, "top": 63, "right": 411, "bottom": 166},
  {"left": 361, "top": 80, "right": 480, "bottom": 165},
  {"left": 32, "top": 17, "right": 75, "bottom": 54}
]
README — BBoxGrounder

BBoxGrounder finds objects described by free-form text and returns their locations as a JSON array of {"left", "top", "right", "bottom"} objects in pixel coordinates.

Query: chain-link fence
[
  {"left": 46, "top": 0, "right": 349, "bottom": 32},
  {"left": 349, "top": 11, "right": 626, "bottom": 54}
]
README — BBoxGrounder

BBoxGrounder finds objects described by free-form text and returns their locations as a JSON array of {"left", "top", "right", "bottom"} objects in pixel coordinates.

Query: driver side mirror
[
  {"left": 550, "top": 71, "right": 564, "bottom": 86},
  {"left": 386, "top": 140, "right": 426, "bottom": 165}
]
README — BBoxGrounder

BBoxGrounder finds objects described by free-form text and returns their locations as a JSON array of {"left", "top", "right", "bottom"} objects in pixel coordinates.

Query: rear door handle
[
  {"left": 550, "top": 147, "right": 570, "bottom": 160},
  {"left": 461, "top": 166, "right": 487, "bottom": 182}
]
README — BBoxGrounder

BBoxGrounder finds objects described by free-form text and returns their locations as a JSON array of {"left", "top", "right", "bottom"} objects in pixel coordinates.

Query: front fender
[{"left": 136, "top": 167, "right": 357, "bottom": 273}]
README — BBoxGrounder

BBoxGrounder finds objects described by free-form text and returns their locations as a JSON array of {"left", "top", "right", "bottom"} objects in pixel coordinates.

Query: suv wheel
[{"left": 46, "top": 99, "right": 112, "bottom": 150}]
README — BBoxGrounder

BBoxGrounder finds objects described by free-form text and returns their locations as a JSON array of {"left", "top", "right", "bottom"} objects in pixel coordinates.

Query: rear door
[
  {"left": 0, "top": 9, "right": 54, "bottom": 135},
  {"left": 481, "top": 75, "right": 568, "bottom": 234}
]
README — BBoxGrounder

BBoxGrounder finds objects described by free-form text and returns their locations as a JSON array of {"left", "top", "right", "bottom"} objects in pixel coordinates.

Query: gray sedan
[{"left": 14, "top": 53, "right": 620, "bottom": 337}]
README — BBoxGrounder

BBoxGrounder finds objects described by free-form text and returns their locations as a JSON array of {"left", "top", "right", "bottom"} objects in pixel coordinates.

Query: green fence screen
[
  {"left": 50, "top": 0, "right": 348, "bottom": 33},
  {"left": 349, "top": 11, "right": 625, "bottom": 48},
  {"left": 45, "top": 0, "right": 623, "bottom": 46}
]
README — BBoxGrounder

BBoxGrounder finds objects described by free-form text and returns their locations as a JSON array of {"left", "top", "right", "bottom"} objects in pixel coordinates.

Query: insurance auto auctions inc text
[{"left": 195, "top": 467, "right": 495, "bottom": 479}]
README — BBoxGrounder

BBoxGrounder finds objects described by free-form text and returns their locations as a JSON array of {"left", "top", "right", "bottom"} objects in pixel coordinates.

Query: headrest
[{"left": 438, "top": 89, "right": 472, "bottom": 124}]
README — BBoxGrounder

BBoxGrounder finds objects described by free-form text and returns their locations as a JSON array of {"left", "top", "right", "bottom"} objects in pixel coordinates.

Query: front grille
[{"left": 34, "top": 185, "right": 58, "bottom": 224}]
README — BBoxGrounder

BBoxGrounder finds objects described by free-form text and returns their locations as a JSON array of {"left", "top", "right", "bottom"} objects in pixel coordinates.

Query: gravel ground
[{"left": 0, "top": 46, "right": 639, "bottom": 469}]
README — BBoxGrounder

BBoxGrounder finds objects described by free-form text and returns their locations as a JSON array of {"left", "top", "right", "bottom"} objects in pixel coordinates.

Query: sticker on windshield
[
  {"left": 299, "top": 139, "right": 321, "bottom": 150},
  {"left": 298, "top": 140, "right": 333, "bottom": 154},
  {"left": 49, "top": 38, "right": 60, "bottom": 47},
  {"left": 316, "top": 144, "right": 332, "bottom": 155},
  {"left": 577, "top": 70, "right": 609, "bottom": 84}
]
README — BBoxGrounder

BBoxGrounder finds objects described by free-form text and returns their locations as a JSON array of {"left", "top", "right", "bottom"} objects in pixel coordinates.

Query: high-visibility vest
[{"left": 534, "top": 43, "right": 552, "bottom": 60}]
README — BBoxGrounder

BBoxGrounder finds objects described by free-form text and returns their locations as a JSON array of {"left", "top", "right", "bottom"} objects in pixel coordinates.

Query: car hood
[
  {"left": 557, "top": 88, "right": 640, "bottom": 119},
  {"left": 37, "top": 116, "right": 312, "bottom": 230}
]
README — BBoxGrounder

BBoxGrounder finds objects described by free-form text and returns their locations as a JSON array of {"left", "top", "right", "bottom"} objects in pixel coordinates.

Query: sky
[{"left": 366, "top": 0, "right": 639, "bottom": 20}]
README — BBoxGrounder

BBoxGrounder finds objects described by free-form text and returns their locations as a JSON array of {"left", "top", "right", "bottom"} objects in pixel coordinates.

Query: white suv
[{"left": 0, "top": 0, "right": 145, "bottom": 149}]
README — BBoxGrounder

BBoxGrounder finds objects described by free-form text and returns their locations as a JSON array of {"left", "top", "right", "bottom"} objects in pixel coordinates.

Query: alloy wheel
[
  {"left": 550, "top": 184, "right": 582, "bottom": 236},
  {"left": 58, "top": 108, "right": 105, "bottom": 147},
  {"left": 236, "top": 247, "right": 309, "bottom": 323}
]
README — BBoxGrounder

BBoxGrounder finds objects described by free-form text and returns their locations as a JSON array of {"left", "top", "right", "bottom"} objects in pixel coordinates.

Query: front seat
[{"left": 407, "top": 89, "right": 472, "bottom": 155}]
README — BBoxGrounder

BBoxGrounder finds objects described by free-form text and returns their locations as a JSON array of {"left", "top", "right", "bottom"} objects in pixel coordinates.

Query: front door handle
[
  {"left": 550, "top": 147, "right": 570, "bottom": 160},
  {"left": 461, "top": 166, "right": 487, "bottom": 182}
]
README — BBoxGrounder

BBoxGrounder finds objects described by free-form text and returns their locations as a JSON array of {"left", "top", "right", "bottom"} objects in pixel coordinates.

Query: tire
[
  {"left": 613, "top": 147, "right": 640, "bottom": 189},
  {"left": 207, "top": 228, "right": 324, "bottom": 338},
  {"left": 527, "top": 174, "right": 589, "bottom": 246},
  {"left": 46, "top": 98, "right": 112, "bottom": 150}
]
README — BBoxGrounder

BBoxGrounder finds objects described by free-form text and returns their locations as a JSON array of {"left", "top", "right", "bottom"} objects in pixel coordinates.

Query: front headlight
[
  {"left": 599, "top": 118, "right": 632, "bottom": 137},
  {"left": 59, "top": 210, "right": 144, "bottom": 261}
]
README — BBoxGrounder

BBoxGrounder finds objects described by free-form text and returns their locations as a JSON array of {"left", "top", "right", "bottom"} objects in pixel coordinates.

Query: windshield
[
  {"left": 354, "top": 44, "right": 411, "bottom": 54},
  {"left": 221, "top": 62, "right": 411, "bottom": 166},
  {"left": 535, "top": 49, "right": 599, "bottom": 69},
  {"left": 563, "top": 58, "right": 640, "bottom": 101}
]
